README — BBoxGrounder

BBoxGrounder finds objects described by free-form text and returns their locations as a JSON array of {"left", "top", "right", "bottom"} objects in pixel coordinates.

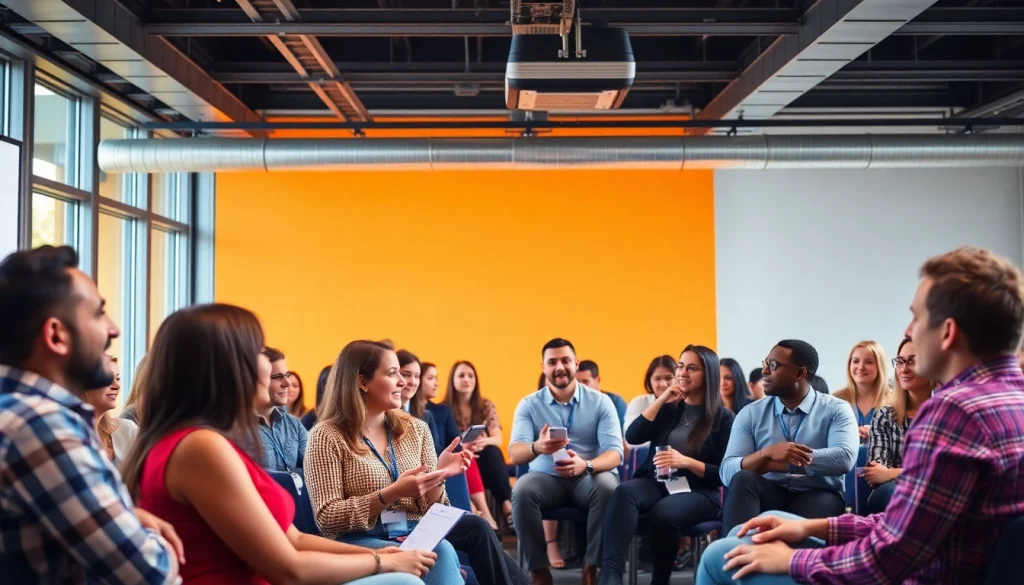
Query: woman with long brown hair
[
  {"left": 600, "top": 345, "right": 734, "bottom": 585},
  {"left": 123, "top": 305, "right": 434, "bottom": 585},
  {"left": 864, "top": 337, "right": 934, "bottom": 513},
  {"left": 287, "top": 371, "right": 307, "bottom": 418},
  {"left": 306, "top": 340, "right": 526, "bottom": 585},
  {"left": 442, "top": 361, "right": 513, "bottom": 526}
]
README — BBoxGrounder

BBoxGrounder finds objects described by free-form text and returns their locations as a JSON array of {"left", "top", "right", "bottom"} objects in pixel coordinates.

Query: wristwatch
[{"left": 585, "top": 461, "right": 594, "bottom": 476}]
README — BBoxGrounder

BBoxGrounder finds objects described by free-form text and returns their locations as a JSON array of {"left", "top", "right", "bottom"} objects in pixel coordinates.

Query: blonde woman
[
  {"left": 78, "top": 357, "right": 138, "bottom": 469},
  {"left": 833, "top": 340, "right": 889, "bottom": 442},
  {"left": 119, "top": 354, "right": 149, "bottom": 425},
  {"left": 305, "top": 340, "right": 526, "bottom": 585},
  {"left": 864, "top": 337, "right": 934, "bottom": 513}
]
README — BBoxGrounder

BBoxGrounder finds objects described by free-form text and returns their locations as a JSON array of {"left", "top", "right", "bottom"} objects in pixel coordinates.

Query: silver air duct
[{"left": 97, "top": 134, "right": 1024, "bottom": 173}]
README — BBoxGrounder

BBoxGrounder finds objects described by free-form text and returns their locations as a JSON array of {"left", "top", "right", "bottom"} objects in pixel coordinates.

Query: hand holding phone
[
  {"left": 548, "top": 426, "right": 568, "bottom": 441},
  {"left": 461, "top": 424, "right": 487, "bottom": 446},
  {"left": 534, "top": 424, "right": 571, "bottom": 455}
]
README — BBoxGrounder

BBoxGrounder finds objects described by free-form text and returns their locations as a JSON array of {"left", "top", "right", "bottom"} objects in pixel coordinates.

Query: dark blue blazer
[{"left": 426, "top": 402, "right": 461, "bottom": 456}]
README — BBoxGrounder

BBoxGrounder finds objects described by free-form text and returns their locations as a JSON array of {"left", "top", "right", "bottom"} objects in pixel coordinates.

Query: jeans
[
  {"left": 696, "top": 511, "right": 824, "bottom": 585},
  {"left": 342, "top": 514, "right": 526, "bottom": 585},
  {"left": 866, "top": 480, "right": 897, "bottom": 515},
  {"left": 511, "top": 470, "right": 618, "bottom": 571},
  {"left": 723, "top": 470, "right": 846, "bottom": 533},
  {"left": 341, "top": 523, "right": 463, "bottom": 585},
  {"left": 599, "top": 476, "right": 720, "bottom": 585},
  {"left": 347, "top": 574, "right": 426, "bottom": 585}
]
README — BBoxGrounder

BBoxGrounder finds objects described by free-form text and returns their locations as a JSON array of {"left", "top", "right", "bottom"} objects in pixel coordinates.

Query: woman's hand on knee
[{"left": 380, "top": 549, "right": 437, "bottom": 577}]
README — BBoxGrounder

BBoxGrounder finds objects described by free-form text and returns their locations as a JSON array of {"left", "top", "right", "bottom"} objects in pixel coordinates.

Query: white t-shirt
[{"left": 623, "top": 394, "right": 656, "bottom": 447}]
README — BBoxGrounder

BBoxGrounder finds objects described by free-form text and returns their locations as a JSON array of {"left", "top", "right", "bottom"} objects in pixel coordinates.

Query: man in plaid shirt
[
  {"left": 697, "top": 246, "right": 1024, "bottom": 585},
  {"left": 0, "top": 246, "right": 183, "bottom": 584}
]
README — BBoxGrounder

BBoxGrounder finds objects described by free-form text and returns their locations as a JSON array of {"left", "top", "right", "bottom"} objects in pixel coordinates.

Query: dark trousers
[
  {"left": 477, "top": 444, "right": 513, "bottom": 505},
  {"left": 599, "top": 477, "right": 720, "bottom": 585},
  {"left": 448, "top": 513, "right": 529, "bottom": 585},
  {"left": 722, "top": 470, "right": 846, "bottom": 533},
  {"left": 866, "top": 480, "right": 897, "bottom": 515}
]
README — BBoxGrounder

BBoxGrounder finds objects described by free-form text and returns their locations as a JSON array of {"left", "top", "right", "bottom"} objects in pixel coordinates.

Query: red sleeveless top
[{"left": 137, "top": 428, "right": 295, "bottom": 585}]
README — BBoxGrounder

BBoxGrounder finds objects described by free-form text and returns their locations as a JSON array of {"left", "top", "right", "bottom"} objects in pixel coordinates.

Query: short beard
[{"left": 66, "top": 321, "right": 113, "bottom": 391}]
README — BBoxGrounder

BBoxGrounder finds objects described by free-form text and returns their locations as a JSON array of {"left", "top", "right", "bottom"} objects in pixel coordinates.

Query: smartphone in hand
[
  {"left": 461, "top": 424, "right": 487, "bottom": 444},
  {"left": 548, "top": 426, "right": 568, "bottom": 441}
]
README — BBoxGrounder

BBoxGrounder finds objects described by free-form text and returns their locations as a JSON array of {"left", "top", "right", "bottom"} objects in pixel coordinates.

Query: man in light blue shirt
[
  {"left": 719, "top": 339, "right": 857, "bottom": 532},
  {"left": 509, "top": 338, "right": 623, "bottom": 585},
  {"left": 255, "top": 347, "right": 308, "bottom": 472}
]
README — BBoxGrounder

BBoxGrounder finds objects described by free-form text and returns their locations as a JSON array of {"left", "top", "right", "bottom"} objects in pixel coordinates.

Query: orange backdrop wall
[{"left": 215, "top": 168, "right": 717, "bottom": 443}]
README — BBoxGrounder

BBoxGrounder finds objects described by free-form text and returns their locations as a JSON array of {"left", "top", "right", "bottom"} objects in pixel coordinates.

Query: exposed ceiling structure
[{"left": 2, "top": 0, "right": 1024, "bottom": 131}]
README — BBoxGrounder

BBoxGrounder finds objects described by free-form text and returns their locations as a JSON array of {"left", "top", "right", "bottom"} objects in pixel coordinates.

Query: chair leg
[{"left": 628, "top": 535, "right": 638, "bottom": 585}]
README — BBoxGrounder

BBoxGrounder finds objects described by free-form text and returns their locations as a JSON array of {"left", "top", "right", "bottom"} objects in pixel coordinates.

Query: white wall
[{"left": 714, "top": 167, "right": 1024, "bottom": 390}]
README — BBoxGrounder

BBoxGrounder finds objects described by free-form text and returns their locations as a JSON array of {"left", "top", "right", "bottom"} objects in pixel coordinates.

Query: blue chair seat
[{"left": 268, "top": 469, "right": 320, "bottom": 536}]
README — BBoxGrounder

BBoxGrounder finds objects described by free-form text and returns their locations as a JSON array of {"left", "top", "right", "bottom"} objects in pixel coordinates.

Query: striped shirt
[
  {"left": 0, "top": 366, "right": 179, "bottom": 585},
  {"left": 867, "top": 405, "right": 911, "bottom": 469},
  {"left": 790, "top": 356, "right": 1024, "bottom": 584}
]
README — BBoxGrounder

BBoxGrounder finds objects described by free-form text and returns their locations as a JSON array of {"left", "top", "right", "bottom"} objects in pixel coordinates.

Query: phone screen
[
  {"left": 461, "top": 425, "right": 487, "bottom": 444},
  {"left": 549, "top": 427, "right": 568, "bottom": 440}
]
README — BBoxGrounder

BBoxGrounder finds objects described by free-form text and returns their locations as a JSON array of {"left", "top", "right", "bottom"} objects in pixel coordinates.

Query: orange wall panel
[{"left": 215, "top": 168, "right": 717, "bottom": 445}]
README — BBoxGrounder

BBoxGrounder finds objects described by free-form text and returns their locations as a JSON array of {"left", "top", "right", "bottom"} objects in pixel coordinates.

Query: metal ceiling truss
[
  {"left": 234, "top": 0, "right": 369, "bottom": 122},
  {"left": 143, "top": 7, "right": 1024, "bottom": 38}
]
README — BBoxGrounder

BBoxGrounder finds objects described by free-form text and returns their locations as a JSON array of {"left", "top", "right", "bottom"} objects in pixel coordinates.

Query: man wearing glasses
[
  {"left": 255, "top": 346, "right": 309, "bottom": 472},
  {"left": 718, "top": 340, "right": 858, "bottom": 532}
]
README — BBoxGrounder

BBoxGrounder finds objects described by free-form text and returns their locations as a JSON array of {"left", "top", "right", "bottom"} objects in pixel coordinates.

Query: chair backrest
[
  {"left": 445, "top": 474, "right": 473, "bottom": 512},
  {"left": 983, "top": 515, "right": 1024, "bottom": 585},
  {"left": 268, "top": 469, "right": 320, "bottom": 536}
]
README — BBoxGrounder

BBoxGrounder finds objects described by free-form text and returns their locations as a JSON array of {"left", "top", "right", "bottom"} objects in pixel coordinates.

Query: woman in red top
[{"left": 120, "top": 303, "right": 435, "bottom": 585}]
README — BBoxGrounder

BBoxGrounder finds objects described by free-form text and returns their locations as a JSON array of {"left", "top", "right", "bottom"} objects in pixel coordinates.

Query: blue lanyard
[
  {"left": 266, "top": 432, "right": 292, "bottom": 471},
  {"left": 561, "top": 402, "right": 576, "bottom": 432},
  {"left": 775, "top": 391, "right": 816, "bottom": 443},
  {"left": 363, "top": 427, "right": 399, "bottom": 483},
  {"left": 856, "top": 407, "right": 875, "bottom": 427}
]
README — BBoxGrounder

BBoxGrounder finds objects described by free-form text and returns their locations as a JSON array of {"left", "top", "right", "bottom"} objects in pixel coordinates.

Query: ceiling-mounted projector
[{"left": 505, "top": 26, "right": 634, "bottom": 111}]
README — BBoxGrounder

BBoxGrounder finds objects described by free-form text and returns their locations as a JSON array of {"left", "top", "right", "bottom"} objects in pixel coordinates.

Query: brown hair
[
  {"left": 834, "top": 340, "right": 889, "bottom": 415},
  {"left": 889, "top": 337, "right": 937, "bottom": 424},
  {"left": 408, "top": 359, "right": 434, "bottom": 421},
  {"left": 121, "top": 304, "right": 265, "bottom": 498},
  {"left": 287, "top": 371, "right": 307, "bottom": 417},
  {"left": 122, "top": 355, "right": 149, "bottom": 424},
  {"left": 318, "top": 339, "right": 409, "bottom": 454},
  {"left": 443, "top": 360, "right": 487, "bottom": 430},
  {"left": 262, "top": 346, "right": 285, "bottom": 363},
  {"left": 920, "top": 247, "right": 1024, "bottom": 357}
]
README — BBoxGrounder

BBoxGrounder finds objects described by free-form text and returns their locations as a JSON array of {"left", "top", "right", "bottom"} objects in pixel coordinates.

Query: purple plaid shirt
[{"left": 790, "top": 355, "right": 1024, "bottom": 584}]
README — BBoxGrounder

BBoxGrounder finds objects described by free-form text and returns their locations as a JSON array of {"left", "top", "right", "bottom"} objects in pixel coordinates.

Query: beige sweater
[{"left": 305, "top": 415, "right": 448, "bottom": 540}]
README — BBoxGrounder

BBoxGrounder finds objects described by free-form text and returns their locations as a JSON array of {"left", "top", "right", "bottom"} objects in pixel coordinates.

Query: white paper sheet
[
  {"left": 665, "top": 476, "right": 691, "bottom": 494},
  {"left": 399, "top": 504, "right": 466, "bottom": 551}
]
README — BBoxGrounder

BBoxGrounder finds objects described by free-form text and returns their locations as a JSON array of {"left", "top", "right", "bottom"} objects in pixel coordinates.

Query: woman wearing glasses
[
  {"left": 599, "top": 345, "right": 734, "bottom": 585},
  {"left": 864, "top": 337, "right": 934, "bottom": 513}
]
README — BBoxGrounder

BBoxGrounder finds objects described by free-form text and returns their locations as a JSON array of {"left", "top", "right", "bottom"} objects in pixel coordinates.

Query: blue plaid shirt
[{"left": 0, "top": 366, "right": 179, "bottom": 584}]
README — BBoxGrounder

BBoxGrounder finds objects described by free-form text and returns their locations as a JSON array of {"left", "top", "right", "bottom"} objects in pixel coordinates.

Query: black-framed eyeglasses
[
  {"left": 892, "top": 357, "right": 916, "bottom": 370},
  {"left": 270, "top": 372, "right": 292, "bottom": 381},
  {"left": 762, "top": 358, "right": 800, "bottom": 373},
  {"left": 675, "top": 363, "right": 703, "bottom": 374}
]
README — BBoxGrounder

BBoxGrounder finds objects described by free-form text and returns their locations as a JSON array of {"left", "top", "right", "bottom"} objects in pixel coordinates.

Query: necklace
[{"left": 681, "top": 408, "right": 700, "bottom": 426}]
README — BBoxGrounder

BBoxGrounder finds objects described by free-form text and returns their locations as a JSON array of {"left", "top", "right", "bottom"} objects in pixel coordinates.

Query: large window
[
  {"left": 32, "top": 82, "right": 79, "bottom": 186},
  {"left": 98, "top": 116, "right": 136, "bottom": 204},
  {"left": 30, "top": 192, "right": 77, "bottom": 248},
  {"left": 9, "top": 52, "right": 206, "bottom": 396}
]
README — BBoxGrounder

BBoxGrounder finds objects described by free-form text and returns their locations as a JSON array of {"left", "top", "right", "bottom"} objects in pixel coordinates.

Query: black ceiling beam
[
  {"left": 143, "top": 6, "right": 1024, "bottom": 37},
  {"left": 144, "top": 7, "right": 802, "bottom": 37},
  {"left": 213, "top": 60, "right": 1024, "bottom": 85},
  {"left": 895, "top": 7, "right": 1024, "bottom": 36}
]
